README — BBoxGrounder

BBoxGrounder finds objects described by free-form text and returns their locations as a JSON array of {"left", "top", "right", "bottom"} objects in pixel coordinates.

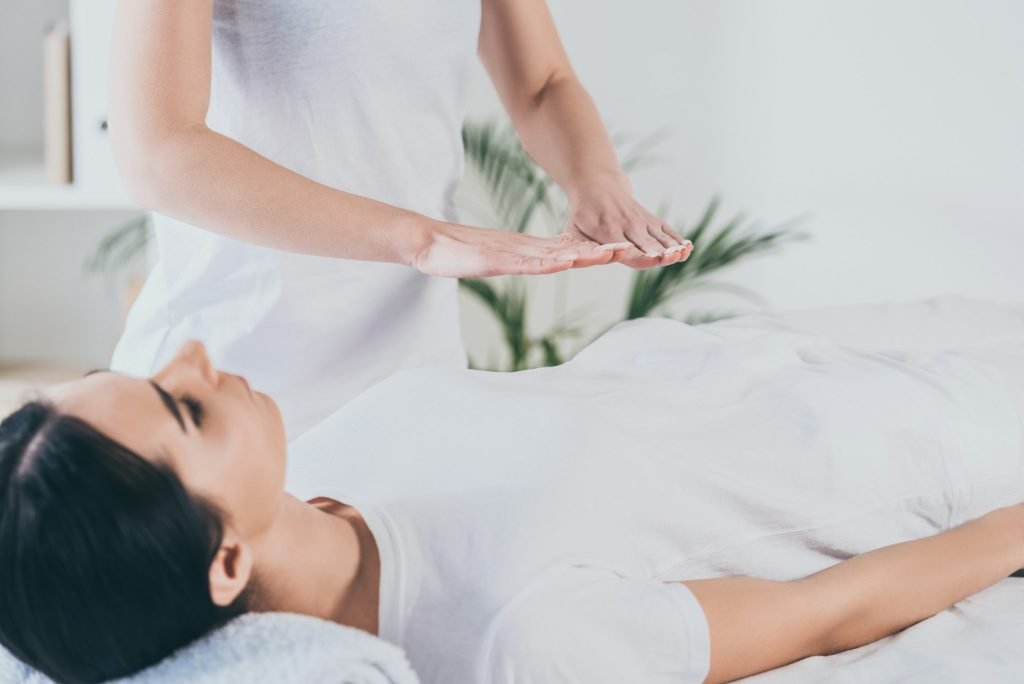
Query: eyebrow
[
  {"left": 83, "top": 368, "right": 186, "bottom": 433},
  {"left": 149, "top": 381, "right": 187, "bottom": 433}
]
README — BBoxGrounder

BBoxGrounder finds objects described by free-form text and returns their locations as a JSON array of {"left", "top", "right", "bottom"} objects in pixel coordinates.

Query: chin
[
  {"left": 255, "top": 390, "right": 278, "bottom": 414},
  {"left": 261, "top": 394, "right": 287, "bottom": 447}
]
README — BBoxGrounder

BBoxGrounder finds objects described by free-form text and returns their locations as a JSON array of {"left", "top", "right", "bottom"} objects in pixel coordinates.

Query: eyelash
[{"left": 180, "top": 394, "right": 205, "bottom": 428}]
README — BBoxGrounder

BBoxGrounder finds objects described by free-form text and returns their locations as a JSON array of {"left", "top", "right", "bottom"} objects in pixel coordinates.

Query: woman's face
[{"left": 48, "top": 340, "right": 287, "bottom": 541}]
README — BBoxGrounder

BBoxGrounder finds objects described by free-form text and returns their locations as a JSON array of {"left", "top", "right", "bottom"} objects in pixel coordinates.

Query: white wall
[
  {"left": 462, "top": 0, "right": 1024, "bottom": 352},
  {"left": 0, "top": 0, "right": 67, "bottom": 151},
  {"left": 0, "top": 211, "right": 140, "bottom": 367},
  {"left": 0, "top": 0, "right": 138, "bottom": 369}
]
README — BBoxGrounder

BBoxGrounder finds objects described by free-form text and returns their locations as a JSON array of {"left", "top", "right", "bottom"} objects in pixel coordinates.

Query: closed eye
[{"left": 180, "top": 394, "right": 205, "bottom": 429}]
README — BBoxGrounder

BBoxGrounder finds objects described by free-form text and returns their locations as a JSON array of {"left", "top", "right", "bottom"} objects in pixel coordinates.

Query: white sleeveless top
[{"left": 112, "top": 0, "right": 477, "bottom": 438}]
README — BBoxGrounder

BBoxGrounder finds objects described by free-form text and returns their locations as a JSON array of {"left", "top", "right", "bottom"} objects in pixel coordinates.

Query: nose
[{"left": 153, "top": 340, "right": 221, "bottom": 388}]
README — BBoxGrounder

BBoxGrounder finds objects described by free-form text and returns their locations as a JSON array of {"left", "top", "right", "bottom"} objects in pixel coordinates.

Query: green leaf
[
  {"left": 538, "top": 337, "right": 564, "bottom": 367},
  {"left": 625, "top": 198, "right": 805, "bottom": 320},
  {"left": 683, "top": 310, "right": 739, "bottom": 326},
  {"left": 462, "top": 121, "right": 558, "bottom": 233},
  {"left": 85, "top": 214, "right": 151, "bottom": 276},
  {"left": 459, "top": 277, "right": 531, "bottom": 371}
]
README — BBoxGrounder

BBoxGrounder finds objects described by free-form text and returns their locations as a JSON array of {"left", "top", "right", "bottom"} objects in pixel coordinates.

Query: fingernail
[
  {"left": 682, "top": 240, "right": 693, "bottom": 248},
  {"left": 644, "top": 251, "right": 663, "bottom": 258},
  {"left": 556, "top": 253, "right": 578, "bottom": 262},
  {"left": 596, "top": 241, "right": 633, "bottom": 252},
  {"left": 666, "top": 244, "right": 686, "bottom": 254}
]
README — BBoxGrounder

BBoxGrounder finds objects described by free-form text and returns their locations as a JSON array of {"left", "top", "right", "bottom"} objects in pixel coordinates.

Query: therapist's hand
[
  {"left": 565, "top": 171, "right": 693, "bottom": 270},
  {"left": 412, "top": 221, "right": 630, "bottom": 278}
]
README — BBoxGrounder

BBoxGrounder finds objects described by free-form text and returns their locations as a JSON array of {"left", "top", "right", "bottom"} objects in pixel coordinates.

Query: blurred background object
[
  {"left": 1, "top": 0, "right": 1022, "bottom": 407},
  {"left": 42, "top": 22, "right": 71, "bottom": 185}
]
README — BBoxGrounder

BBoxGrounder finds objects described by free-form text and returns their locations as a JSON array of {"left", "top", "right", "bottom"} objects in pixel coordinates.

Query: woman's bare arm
[
  {"left": 681, "top": 504, "right": 1024, "bottom": 683},
  {"left": 477, "top": 0, "right": 619, "bottom": 203},
  {"left": 109, "top": 0, "right": 614, "bottom": 277},
  {"left": 478, "top": 0, "right": 691, "bottom": 269}
]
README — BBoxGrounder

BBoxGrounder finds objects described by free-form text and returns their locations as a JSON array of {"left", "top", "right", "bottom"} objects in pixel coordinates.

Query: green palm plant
[
  {"left": 460, "top": 120, "right": 804, "bottom": 371},
  {"left": 459, "top": 278, "right": 582, "bottom": 370},
  {"left": 461, "top": 122, "right": 558, "bottom": 234},
  {"left": 85, "top": 214, "right": 151, "bottom": 277},
  {"left": 625, "top": 197, "right": 804, "bottom": 321}
]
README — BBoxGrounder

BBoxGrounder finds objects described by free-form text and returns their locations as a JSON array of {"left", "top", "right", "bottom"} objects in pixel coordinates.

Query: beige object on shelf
[{"left": 43, "top": 22, "right": 72, "bottom": 185}]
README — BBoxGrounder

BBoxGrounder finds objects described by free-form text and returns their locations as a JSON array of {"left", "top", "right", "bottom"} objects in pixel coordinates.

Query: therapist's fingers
[
  {"left": 648, "top": 223, "right": 694, "bottom": 266},
  {"left": 492, "top": 235, "right": 635, "bottom": 274},
  {"left": 659, "top": 234, "right": 693, "bottom": 267},
  {"left": 667, "top": 228, "right": 694, "bottom": 265},
  {"left": 547, "top": 233, "right": 627, "bottom": 268},
  {"left": 648, "top": 223, "right": 681, "bottom": 250},
  {"left": 414, "top": 222, "right": 631, "bottom": 278},
  {"left": 619, "top": 248, "right": 667, "bottom": 270},
  {"left": 618, "top": 227, "right": 692, "bottom": 269},
  {"left": 622, "top": 223, "right": 670, "bottom": 259},
  {"left": 509, "top": 233, "right": 627, "bottom": 268},
  {"left": 485, "top": 251, "right": 577, "bottom": 276}
]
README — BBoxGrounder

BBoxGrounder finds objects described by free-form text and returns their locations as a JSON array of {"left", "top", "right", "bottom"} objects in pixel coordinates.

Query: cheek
[
  {"left": 233, "top": 430, "right": 286, "bottom": 535},
  {"left": 196, "top": 424, "right": 285, "bottom": 539}
]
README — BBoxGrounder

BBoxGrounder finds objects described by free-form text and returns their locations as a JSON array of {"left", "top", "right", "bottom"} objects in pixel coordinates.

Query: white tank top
[{"left": 112, "top": 0, "right": 478, "bottom": 438}]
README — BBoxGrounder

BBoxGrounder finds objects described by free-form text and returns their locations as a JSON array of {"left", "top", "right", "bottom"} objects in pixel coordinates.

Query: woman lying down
[{"left": 2, "top": 299, "right": 1024, "bottom": 684}]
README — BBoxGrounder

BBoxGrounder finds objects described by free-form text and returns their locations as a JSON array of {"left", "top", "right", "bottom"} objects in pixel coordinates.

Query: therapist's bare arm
[
  {"left": 478, "top": 0, "right": 692, "bottom": 269},
  {"left": 110, "top": 0, "right": 616, "bottom": 278}
]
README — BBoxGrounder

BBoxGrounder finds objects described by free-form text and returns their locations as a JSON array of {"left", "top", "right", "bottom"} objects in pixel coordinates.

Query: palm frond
[
  {"left": 459, "top": 277, "right": 585, "bottom": 371},
  {"left": 538, "top": 337, "right": 564, "bottom": 367},
  {"left": 625, "top": 198, "right": 805, "bottom": 320},
  {"left": 459, "top": 278, "right": 531, "bottom": 371},
  {"left": 85, "top": 214, "right": 151, "bottom": 275},
  {"left": 462, "top": 121, "right": 558, "bottom": 233},
  {"left": 683, "top": 310, "right": 740, "bottom": 326}
]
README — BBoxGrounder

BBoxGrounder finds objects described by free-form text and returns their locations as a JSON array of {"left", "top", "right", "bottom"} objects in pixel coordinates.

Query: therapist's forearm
[
  {"left": 116, "top": 124, "right": 431, "bottom": 266},
  {"left": 509, "top": 73, "right": 630, "bottom": 200}
]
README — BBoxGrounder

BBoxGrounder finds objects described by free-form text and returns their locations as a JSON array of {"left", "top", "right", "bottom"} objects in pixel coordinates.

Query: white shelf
[{"left": 0, "top": 151, "right": 137, "bottom": 211}]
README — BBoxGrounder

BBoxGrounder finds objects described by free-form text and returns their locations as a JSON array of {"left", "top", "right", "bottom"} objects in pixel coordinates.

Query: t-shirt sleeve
[{"left": 478, "top": 565, "right": 711, "bottom": 684}]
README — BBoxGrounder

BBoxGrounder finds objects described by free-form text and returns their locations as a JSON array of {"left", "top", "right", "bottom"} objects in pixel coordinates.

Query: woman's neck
[{"left": 248, "top": 494, "right": 380, "bottom": 634}]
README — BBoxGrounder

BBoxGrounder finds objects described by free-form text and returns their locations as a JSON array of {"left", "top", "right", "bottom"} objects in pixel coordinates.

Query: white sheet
[
  {"left": 285, "top": 294, "right": 1024, "bottom": 683},
  {"left": 722, "top": 296, "right": 1024, "bottom": 682},
  {"left": 602, "top": 295, "right": 1024, "bottom": 682}
]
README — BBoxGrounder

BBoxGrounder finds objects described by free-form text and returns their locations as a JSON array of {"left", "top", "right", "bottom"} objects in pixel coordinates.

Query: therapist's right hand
[{"left": 412, "top": 222, "right": 631, "bottom": 278}]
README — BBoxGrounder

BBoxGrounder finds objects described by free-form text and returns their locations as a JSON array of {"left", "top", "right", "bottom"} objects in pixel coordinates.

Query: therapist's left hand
[{"left": 564, "top": 171, "right": 693, "bottom": 269}]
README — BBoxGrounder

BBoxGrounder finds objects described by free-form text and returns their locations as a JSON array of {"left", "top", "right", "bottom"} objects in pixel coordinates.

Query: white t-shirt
[
  {"left": 112, "top": 0, "right": 478, "bottom": 438},
  {"left": 287, "top": 358, "right": 713, "bottom": 684},
  {"left": 286, "top": 302, "right": 1024, "bottom": 683}
]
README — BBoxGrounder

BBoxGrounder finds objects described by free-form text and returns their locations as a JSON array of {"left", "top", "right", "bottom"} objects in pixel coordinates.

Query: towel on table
[{"left": 0, "top": 612, "right": 420, "bottom": 684}]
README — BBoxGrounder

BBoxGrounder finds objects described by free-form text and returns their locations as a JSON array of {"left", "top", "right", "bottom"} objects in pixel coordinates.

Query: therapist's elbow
[{"left": 110, "top": 119, "right": 206, "bottom": 211}]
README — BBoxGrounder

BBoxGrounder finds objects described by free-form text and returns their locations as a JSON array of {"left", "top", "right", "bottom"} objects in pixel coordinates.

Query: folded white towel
[{"left": 0, "top": 612, "right": 420, "bottom": 684}]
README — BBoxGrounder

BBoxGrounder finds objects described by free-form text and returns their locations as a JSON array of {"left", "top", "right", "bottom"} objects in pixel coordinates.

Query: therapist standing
[{"left": 108, "top": 0, "right": 693, "bottom": 438}]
